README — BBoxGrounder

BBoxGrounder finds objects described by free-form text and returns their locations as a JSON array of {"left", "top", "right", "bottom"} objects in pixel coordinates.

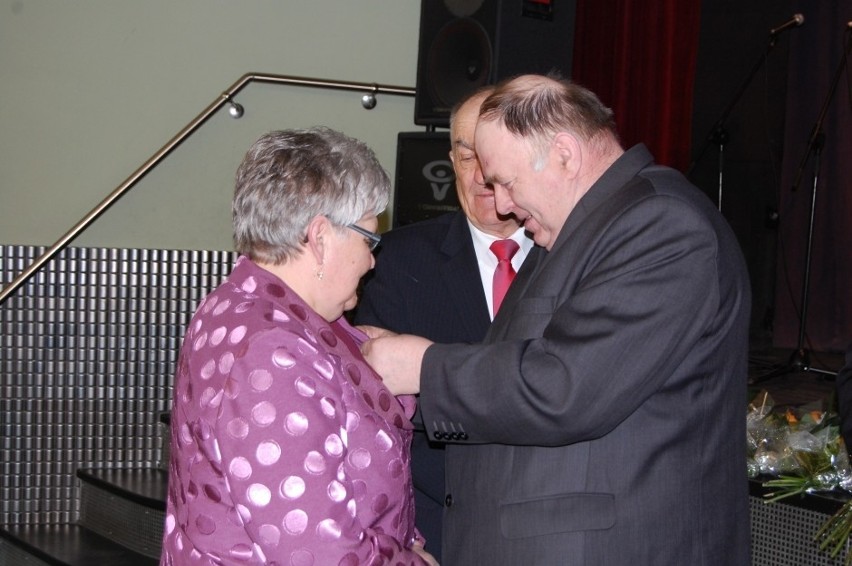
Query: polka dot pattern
[{"left": 161, "top": 257, "right": 423, "bottom": 565}]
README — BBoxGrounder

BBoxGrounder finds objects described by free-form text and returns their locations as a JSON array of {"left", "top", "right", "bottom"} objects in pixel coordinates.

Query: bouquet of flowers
[{"left": 747, "top": 390, "right": 852, "bottom": 563}]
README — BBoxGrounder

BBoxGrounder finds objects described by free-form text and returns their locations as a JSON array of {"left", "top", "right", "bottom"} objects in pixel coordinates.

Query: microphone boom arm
[{"left": 686, "top": 37, "right": 778, "bottom": 178}]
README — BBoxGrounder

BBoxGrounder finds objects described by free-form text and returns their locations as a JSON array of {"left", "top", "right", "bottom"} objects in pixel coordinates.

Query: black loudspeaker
[
  {"left": 414, "top": 0, "right": 576, "bottom": 127},
  {"left": 393, "top": 132, "right": 459, "bottom": 227}
]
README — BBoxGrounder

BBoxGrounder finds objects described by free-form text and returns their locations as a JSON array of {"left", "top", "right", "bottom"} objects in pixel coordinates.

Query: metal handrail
[{"left": 0, "top": 72, "right": 416, "bottom": 305}]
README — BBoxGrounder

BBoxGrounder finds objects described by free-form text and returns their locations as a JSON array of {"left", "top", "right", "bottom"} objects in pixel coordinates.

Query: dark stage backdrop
[
  {"left": 571, "top": 0, "right": 701, "bottom": 173},
  {"left": 572, "top": 0, "right": 851, "bottom": 353},
  {"left": 773, "top": 1, "right": 852, "bottom": 353},
  {"left": 689, "top": 0, "right": 794, "bottom": 344}
]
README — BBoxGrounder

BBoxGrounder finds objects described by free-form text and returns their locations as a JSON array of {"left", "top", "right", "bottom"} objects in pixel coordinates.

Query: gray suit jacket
[{"left": 420, "top": 145, "right": 751, "bottom": 565}]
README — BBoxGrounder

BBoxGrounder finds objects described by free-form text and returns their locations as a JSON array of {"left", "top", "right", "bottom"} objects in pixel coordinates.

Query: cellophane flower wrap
[{"left": 747, "top": 390, "right": 852, "bottom": 563}]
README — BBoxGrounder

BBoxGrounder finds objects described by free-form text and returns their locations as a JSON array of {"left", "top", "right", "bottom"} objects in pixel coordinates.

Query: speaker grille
[
  {"left": 426, "top": 18, "right": 492, "bottom": 112},
  {"left": 414, "top": 0, "right": 575, "bottom": 127}
]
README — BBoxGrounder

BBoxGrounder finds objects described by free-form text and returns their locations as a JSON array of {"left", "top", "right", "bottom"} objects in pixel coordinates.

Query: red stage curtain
[{"left": 571, "top": 0, "right": 702, "bottom": 172}]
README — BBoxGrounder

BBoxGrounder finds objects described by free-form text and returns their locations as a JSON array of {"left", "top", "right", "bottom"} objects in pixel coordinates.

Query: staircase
[{"left": 0, "top": 414, "right": 170, "bottom": 565}]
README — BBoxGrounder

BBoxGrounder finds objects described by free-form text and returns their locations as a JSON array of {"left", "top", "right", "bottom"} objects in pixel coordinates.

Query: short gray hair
[
  {"left": 480, "top": 75, "right": 618, "bottom": 170},
  {"left": 232, "top": 127, "right": 390, "bottom": 264}
]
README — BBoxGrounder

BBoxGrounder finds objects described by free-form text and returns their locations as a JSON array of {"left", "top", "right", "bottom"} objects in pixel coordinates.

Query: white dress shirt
[{"left": 466, "top": 222, "right": 534, "bottom": 320}]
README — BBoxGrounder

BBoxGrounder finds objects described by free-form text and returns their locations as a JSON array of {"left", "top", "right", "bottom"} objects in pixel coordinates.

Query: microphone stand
[
  {"left": 687, "top": 32, "right": 783, "bottom": 212},
  {"left": 751, "top": 31, "right": 852, "bottom": 384}
]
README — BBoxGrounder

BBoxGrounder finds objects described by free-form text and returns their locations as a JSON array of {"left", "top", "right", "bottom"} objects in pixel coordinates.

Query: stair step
[
  {"left": 0, "top": 524, "right": 158, "bottom": 566},
  {"left": 77, "top": 468, "right": 167, "bottom": 510},
  {"left": 77, "top": 468, "right": 167, "bottom": 559}
]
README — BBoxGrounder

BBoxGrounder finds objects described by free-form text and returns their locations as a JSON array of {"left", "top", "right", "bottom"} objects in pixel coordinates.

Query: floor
[{"left": 748, "top": 345, "right": 845, "bottom": 412}]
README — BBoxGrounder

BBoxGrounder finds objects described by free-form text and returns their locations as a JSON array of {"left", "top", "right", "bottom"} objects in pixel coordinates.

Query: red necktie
[{"left": 490, "top": 239, "right": 520, "bottom": 316}]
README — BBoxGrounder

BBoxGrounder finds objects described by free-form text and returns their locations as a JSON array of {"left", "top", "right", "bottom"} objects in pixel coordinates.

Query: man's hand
[
  {"left": 360, "top": 333, "right": 433, "bottom": 395},
  {"left": 412, "top": 541, "right": 440, "bottom": 565}
]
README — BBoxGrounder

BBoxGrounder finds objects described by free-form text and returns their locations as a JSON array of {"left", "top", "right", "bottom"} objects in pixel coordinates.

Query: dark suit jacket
[
  {"left": 420, "top": 145, "right": 752, "bottom": 565},
  {"left": 835, "top": 345, "right": 852, "bottom": 448},
  {"left": 354, "top": 211, "right": 492, "bottom": 562}
]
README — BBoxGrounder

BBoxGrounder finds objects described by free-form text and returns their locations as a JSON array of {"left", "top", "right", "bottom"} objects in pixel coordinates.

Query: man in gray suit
[
  {"left": 362, "top": 74, "right": 751, "bottom": 565},
  {"left": 355, "top": 87, "right": 533, "bottom": 561}
]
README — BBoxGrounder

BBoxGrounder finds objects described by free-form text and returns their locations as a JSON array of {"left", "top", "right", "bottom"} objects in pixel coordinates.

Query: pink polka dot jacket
[{"left": 160, "top": 256, "right": 427, "bottom": 565}]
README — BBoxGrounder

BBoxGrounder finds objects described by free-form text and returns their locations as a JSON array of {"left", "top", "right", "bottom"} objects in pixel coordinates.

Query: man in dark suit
[
  {"left": 354, "top": 87, "right": 533, "bottom": 562},
  {"left": 362, "top": 75, "right": 751, "bottom": 565}
]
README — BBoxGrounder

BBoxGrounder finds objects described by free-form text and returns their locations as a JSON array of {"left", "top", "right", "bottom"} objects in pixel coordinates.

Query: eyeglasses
[{"left": 347, "top": 224, "right": 381, "bottom": 251}]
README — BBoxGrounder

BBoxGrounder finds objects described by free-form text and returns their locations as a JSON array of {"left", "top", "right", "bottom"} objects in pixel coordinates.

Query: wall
[{"left": 0, "top": 1, "right": 422, "bottom": 251}]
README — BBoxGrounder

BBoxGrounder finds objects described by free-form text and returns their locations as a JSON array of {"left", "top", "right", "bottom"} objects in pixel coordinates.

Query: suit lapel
[
  {"left": 501, "top": 145, "right": 655, "bottom": 295},
  {"left": 438, "top": 213, "right": 491, "bottom": 341},
  {"left": 548, "top": 144, "right": 655, "bottom": 260}
]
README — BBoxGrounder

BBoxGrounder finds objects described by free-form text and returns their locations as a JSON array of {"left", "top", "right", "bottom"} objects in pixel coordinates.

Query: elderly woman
[{"left": 160, "top": 128, "right": 437, "bottom": 565}]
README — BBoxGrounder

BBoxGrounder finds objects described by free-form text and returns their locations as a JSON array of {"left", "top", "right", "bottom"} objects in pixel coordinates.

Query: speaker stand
[{"left": 750, "top": 33, "right": 852, "bottom": 386}]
